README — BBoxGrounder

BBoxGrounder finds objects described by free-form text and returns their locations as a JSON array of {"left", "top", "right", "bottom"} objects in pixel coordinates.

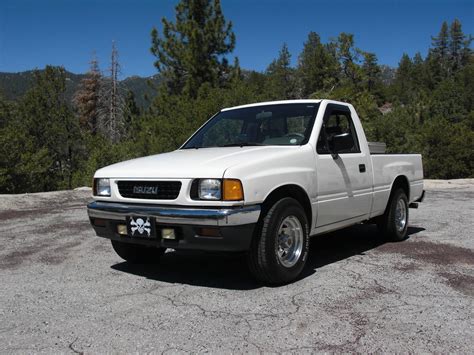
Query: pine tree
[
  {"left": 124, "top": 90, "right": 140, "bottom": 136},
  {"left": 0, "top": 95, "right": 17, "bottom": 191},
  {"left": 266, "top": 43, "right": 297, "bottom": 99},
  {"left": 431, "top": 21, "right": 449, "bottom": 59},
  {"left": 449, "top": 19, "right": 471, "bottom": 70},
  {"left": 427, "top": 21, "right": 451, "bottom": 81},
  {"left": 0, "top": 93, "right": 13, "bottom": 129},
  {"left": 392, "top": 53, "right": 414, "bottom": 103},
  {"left": 336, "top": 33, "right": 364, "bottom": 87},
  {"left": 297, "top": 32, "right": 339, "bottom": 97},
  {"left": 14, "top": 66, "right": 80, "bottom": 191},
  {"left": 411, "top": 52, "right": 425, "bottom": 87},
  {"left": 362, "top": 52, "right": 380, "bottom": 92},
  {"left": 229, "top": 57, "right": 242, "bottom": 82},
  {"left": 99, "top": 41, "right": 125, "bottom": 142},
  {"left": 73, "top": 54, "right": 102, "bottom": 134},
  {"left": 150, "top": 0, "right": 236, "bottom": 97}
]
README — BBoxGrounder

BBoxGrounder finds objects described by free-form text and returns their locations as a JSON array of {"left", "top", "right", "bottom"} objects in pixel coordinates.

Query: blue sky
[{"left": 0, "top": 0, "right": 472, "bottom": 78}]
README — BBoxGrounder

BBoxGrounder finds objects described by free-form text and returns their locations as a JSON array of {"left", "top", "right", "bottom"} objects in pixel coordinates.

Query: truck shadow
[{"left": 111, "top": 225, "right": 425, "bottom": 290}]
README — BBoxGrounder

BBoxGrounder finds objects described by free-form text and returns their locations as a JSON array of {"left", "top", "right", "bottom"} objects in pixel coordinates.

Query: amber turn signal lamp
[
  {"left": 93, "top": 218, "right": 106, "bottom": 227},
  {"left": 223, "top": 179, "right": 244, "bottom": 201},
  {"left": 197, "top": 227, "right": 221, "bottom": 237}
]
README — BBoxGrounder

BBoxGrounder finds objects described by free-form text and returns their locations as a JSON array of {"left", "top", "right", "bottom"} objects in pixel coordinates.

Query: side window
[{"left": 316, "top": 107, "right": 360, "bottom": 154}]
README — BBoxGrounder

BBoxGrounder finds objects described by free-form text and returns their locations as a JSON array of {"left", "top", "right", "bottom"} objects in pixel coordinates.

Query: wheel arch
[
  {"left": 261, "top": 184, "right": 313, "bottom": 230},
  {"left": 390, "top": 175, "right": 410, "bottom": 200},
  {"left": 381, "top": 175, "right": 410, "bottom": 217}
]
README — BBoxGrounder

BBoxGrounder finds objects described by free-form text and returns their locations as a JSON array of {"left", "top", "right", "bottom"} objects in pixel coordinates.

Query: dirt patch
[
  {"left": 0, "top": 209, "right": 49, "bottom": 220},
  {"left": 0, "top": 235, "right": 85, "bottom": 269},
  {"left": 40, "top": 240, "right": 83, "bottom": 265},
  {"left": 0, "top": 203, "right": 87, "bottom": 221},
  {"left": 377, "top": 240, "right": 474, "bottom": 266},
  {"left": 394, "top": 262, "right": 420, "bottom": 272},
  {"left": 59, "top": 220, "right": 92, "bottom": 233},
  {"left": 438, "top": 272, "right": 474, "bottom": 296},
  {"left": 34, "top": 220, "right": 92, "bottom": 236},
  {"left": 424, "top": 179, "right": 474, "bottom": 190},
  {"left": 0, "top": 242, "right": 52, "bottom": 270}
]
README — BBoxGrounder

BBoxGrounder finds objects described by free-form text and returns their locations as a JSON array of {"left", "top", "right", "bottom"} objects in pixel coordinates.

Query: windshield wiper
[{"left": 219, "top": 142, "right": 265, "bottom": 147}]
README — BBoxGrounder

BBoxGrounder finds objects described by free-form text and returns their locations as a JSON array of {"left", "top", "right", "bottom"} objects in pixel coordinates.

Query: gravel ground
[{"left": 0, "top": 182, "right": 473, "bottom": 353}]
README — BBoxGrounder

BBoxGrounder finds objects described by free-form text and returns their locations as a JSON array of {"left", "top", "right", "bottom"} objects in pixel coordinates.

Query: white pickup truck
[{"left": 88, "top": 99, "right": 424, "bottom": 284}]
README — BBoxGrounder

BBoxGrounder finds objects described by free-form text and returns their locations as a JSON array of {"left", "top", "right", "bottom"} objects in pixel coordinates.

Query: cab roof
[{"left": 221, "top": 99, "right": 323, "bottom": 112}]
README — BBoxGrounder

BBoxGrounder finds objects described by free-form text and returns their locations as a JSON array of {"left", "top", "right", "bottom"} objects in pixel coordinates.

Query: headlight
[
  {"left": 94, "top": 178, "right": 111, "bottom": 197},
  {"left": 194, "top": 179, "right": 244, "bottom": 201},
  {"left": 198, "top": 179, "right": 221, "bottom": 200}
]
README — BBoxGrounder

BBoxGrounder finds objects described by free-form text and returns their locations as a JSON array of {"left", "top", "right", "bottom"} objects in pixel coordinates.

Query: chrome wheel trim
[
  {"left": 277, "top": 215, "right": 304, "bottom": 268},
  {"left": 395, "top": 198, "right": 407, "bottom": 232}
]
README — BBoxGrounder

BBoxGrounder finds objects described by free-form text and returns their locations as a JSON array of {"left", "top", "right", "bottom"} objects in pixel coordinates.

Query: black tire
[
  {"left": 247, "top": 197, "right": 309, "bottom": 285},
  {"left": 111, "top": 240, "right": 166, "bottom": 264},
  {"left": 377, "top": 188, "right": 409, "bottom": 241}
]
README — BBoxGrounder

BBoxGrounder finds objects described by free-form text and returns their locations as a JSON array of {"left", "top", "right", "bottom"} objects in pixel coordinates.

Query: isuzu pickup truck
[{"left": 87, "top": 99, "right": 424, "bottom": 284}]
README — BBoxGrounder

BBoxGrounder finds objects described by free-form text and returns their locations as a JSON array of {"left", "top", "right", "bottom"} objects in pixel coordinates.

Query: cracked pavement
[{"left": 0, "top": 184, "right": 473, "bottom": 353}]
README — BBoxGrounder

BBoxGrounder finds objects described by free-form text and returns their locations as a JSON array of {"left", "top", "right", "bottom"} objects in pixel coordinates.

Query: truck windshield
[{"left": 182, "top": 103, "right": 320, "bottom": 149}]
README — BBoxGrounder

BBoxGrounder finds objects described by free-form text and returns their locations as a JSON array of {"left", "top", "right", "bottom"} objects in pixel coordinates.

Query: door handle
[{"left": 359, "top": 164, "right": 366, "bottom": 173}]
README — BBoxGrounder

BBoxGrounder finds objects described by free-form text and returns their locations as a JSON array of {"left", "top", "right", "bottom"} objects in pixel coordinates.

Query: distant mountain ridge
[
  {"left": 0, "top": 70, "right": 161, "bottom": 109},
  {"left": 0, "top": 66, "right": 396, "bottom": 109}
]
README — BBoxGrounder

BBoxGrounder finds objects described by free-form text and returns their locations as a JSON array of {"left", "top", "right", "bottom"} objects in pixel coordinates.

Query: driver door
[{"left": 315, "top": 104, "right": 372, "bottom": 228}]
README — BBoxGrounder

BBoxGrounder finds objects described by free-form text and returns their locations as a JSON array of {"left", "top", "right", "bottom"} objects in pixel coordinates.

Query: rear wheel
[
  {"left": 111, "top": 240, "right": 166, "bottom": 264},
  {"left": 377, "top": 188, "right": 409, "bottom": 241},
  {"left": 247, "top": 197, "right": 309, "bottom": 284}
]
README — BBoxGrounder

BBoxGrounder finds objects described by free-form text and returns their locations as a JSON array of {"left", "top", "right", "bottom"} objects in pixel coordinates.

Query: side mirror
[{"left": 330, "top": 133, "right": 354, "bottom": 154}]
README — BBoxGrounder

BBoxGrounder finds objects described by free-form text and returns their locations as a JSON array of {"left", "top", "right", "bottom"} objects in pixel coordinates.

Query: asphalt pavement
[{"left": 0, "top": 184, "right": 473, "bottom": 353}]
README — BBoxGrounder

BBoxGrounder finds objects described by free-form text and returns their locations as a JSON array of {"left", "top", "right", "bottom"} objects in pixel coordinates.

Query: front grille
[{"left": 117, "top": 180, "right": 182, "bottom": 200}]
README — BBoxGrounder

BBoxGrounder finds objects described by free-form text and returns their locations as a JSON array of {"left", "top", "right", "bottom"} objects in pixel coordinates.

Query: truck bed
[{"left": 370, "top": 154, "right": 424, "bottom": 218}]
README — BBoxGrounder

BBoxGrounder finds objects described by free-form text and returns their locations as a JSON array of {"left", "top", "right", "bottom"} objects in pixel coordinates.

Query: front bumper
[{"left": 87, "top": 201, "right": 261, "bottom": 251}]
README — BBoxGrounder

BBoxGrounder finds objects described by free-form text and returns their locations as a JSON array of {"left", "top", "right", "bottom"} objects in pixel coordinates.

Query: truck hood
[{"left": 95, "top": 146, "right": 304, "bottom": 179}]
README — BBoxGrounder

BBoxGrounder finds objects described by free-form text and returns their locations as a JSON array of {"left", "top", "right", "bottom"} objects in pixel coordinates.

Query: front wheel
[
  {"left": 111, "top": 240, "right": 166, "bottom": 264},
  {"left": 377, "top": 188, "right": 409, "bottom": 241},
  {"left": 247, "top": 197, "right": 309, "bottom": 284}
]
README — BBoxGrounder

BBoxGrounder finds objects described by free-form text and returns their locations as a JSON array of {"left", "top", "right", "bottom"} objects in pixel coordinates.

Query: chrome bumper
[{"left": 87, "top": 201, "right": 261, "bottom": 226}]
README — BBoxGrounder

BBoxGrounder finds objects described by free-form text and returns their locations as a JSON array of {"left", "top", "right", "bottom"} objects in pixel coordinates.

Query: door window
[{"left": 316, "top": 107, "right": 360, "bottom": 154}]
